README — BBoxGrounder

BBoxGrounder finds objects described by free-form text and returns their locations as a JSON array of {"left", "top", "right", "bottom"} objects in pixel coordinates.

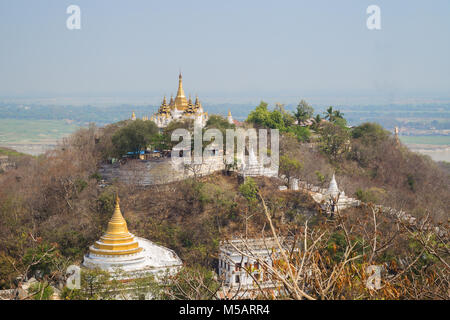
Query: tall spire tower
[{"left": 174, "top": 72, "right": 188, "bottom": 110}]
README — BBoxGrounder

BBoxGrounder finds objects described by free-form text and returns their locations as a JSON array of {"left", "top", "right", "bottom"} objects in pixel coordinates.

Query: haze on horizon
[{"left": 1, "top": 0, "right": 449, "bottom": 106}]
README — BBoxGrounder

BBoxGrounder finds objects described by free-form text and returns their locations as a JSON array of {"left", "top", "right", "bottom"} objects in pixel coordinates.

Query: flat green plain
[
  {"left": 0, "top": 119, "right": 79, "bottom": 144},
  {"left": 399, "top": 135, "right": 450, "bottom": 146}
]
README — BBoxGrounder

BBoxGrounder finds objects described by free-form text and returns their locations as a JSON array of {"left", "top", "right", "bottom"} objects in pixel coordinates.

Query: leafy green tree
[
  {"left": 352, "top": 122, "right": 389, "bottom": 144},
  {"left": 287, "top": 126, "right": 311, "bottom": 142},
  {"left": 111, "top": 119, "right": 159, "bottom": 157},
  {"left": 206, "top": 114, "right": 234, "bottom": 131},
  {"left": 280, "top": 155, "right": 303, "bottom": 184},
  {"left": 29, "top": 281, "right": 54, "bottom": 300},
  {"left": 319, "top": 122, "right": 350, "bottom": 160},
  {"left": 246, "top": 101, "right": 272, "bottom": 128},
  {"left": 22, "top": 242, "right": 60, "bottom": 277},
  {"left": 295, "top": 100, "right": 314, "bottom": 122},
  {"left": 333, "top": 116, "right": 347, "bottom": 128},
  {"left": 239, "top": 177, "right": 259, "bottom": 204},
  {"left": 246, "top": 101, "right": 294, "bottom": 131}
]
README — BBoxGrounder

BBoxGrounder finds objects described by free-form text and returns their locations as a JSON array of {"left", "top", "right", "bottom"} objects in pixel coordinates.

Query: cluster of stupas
[
  {"left": 152, "top": 73, "right": 208, "bottom": 128},
  {"left": 82, "top": 195, "right": 182, "bottom": 279},
  {"left": 129, "top": 73, "right": 235, "bottom": 129}
]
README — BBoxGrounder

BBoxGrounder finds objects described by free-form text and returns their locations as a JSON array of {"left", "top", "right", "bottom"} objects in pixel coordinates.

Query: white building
[{"left": 217, "top": 238, "right": 293, "bottom": 299}]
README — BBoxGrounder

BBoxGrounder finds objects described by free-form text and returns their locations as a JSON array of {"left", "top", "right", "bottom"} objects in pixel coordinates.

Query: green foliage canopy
[{"left": 111, "top": 119, "right": 159, "bottom": 157}]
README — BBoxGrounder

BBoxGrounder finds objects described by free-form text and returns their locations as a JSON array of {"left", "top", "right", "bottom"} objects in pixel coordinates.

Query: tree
[
  {"left": 205, "top": 115, "right": 234, "bottom": 131},
  {"left": 162, "top": 119, "right": 195, "bottom": 151},
  {"left": 324, "top": 106, "right": 335, "bottom": 121},
  {"left": 111, "top": 119, "right": 159, "bottom": 158},
  {"left": 246, "top": 101, "right": 294, "bottom": 131},
  {"left": 287, "top": 126, "right": 311, "bottom": 142},
  {"left": 246, "top": 101, "right": 271, "bottom": 128},
  {"left": 319, "top": 122, "right": 350, "bottom": 160},
  {"left": 333, "top": 110, "right": 344, "bottom": 120},
  {"left": 323, "top": 106, "right": 345, "bottom": 124},
  {"left": 294, "top": 100, "right": 314, "bottom": 123},
  {"left": 162, "top": 266, "right": 220, "bottom": 300},
  {"left": 352, "top": 122, "right": 389, "bottom": 144},
  {"left": 280, "top": 155, "right": 303, "bottom": 185},
  {"left": 239, "top": 177, "right": 260, "bottom": 237}
]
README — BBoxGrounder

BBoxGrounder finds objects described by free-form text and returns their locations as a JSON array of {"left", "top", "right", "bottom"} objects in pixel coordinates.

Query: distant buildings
[
  {"left": 128, "top": 73, "right": 237, "bottom": 129},
  {"left": 151, "top": 73, "right": 209, "bottom": 128}
]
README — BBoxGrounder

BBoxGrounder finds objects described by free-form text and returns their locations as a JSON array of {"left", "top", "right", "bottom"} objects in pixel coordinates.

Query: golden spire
[
  {"left": 131, "top": 111, "right": 136, "bottom": 120},
  {"left": 162, "top": 96, "right": 167, "bottom": 105},
  {"left": 228, "top": 110, "right": 231, "bottom": 117},
  {"left": 88, "top": 194, "right": 142, "bottom": 256},
  {"left": 176, "top": 73, "right": 186, "bottom": 98},
  {"left": 105, "top": 195, "right": 129, "bottom": 235},
  {"left": 174, "top": 73, "right": 188, "bottom": 110}
]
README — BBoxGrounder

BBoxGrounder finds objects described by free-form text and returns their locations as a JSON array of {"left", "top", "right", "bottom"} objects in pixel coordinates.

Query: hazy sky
[{"left": 0, "top": 0, "right": 449, "bottom": 104}]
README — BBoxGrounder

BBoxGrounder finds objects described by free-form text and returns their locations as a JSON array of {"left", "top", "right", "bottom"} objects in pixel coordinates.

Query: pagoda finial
[{"left": 174, "top": 72, "right": 187, "bottom": 110}]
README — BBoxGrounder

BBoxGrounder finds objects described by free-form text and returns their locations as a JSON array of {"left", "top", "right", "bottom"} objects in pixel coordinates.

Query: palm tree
[
  {"left": 333, "top": 110, "right": 344, "bottom": 119},
  {"left": 324, "top": 106, "right": 334, "bottom": 121}
]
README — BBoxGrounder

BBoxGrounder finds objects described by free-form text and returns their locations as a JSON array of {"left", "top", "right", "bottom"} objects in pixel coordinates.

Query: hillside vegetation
[{"left": 0, "top": 104, "right": 448, "bottom": 299}]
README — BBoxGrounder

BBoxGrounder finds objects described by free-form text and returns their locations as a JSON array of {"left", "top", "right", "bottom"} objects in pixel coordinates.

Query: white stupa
[{"left": 326, "top": 174, "right": 341, "bottom": 198}]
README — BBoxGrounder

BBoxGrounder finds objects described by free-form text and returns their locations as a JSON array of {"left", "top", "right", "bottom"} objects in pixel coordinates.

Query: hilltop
[{"left": 0, "top": 104, "right": 448, "bottom": 299}]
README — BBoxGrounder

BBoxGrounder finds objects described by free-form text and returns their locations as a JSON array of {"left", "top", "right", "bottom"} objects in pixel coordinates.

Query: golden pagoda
[
  {"left": 152, "top": 73, "right": 208, "bottom": 128},
  {"left": 89, "top": 195, "right": 142, "bottom": 256},
  {"left": 82, "top": 195, "right": 183, "bottom": 279},
  {"left": 183, "top": 96, "right": 197, "bottom": 115},
  {"left": 173, "top": 73, "right": 188, "bottom": 110}
]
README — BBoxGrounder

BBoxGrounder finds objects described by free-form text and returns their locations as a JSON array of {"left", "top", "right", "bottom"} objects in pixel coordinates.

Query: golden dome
[{"left": 89, "top": 195, "right": 142, "bottom": 256}]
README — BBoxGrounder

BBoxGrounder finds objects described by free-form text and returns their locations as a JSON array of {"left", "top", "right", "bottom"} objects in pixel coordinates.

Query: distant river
[{"left": 406, "top": 144, "right": 450, "bottom": 162}]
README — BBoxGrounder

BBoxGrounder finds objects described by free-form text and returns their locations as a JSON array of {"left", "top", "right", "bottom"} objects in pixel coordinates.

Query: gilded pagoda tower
[
  {"left": 152, "top": 73, "right": 208, "bottom": 128},
  {"left": 83, "top": 195, "right": 182, "bottom": 279}
]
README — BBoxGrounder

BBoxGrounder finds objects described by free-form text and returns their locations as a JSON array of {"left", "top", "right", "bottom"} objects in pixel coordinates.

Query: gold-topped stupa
[
  {"left": 173, "top": 73, "right": 188, "bottom": 110},
  {"left": 151, "top": 73, "right": 208, "bottom": 128},
  {"left": 89, "top": 196, "right": 142, "bottom": 256},
  {"left": 82, "top": 195, "right": 183, "bottom": 279}
]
